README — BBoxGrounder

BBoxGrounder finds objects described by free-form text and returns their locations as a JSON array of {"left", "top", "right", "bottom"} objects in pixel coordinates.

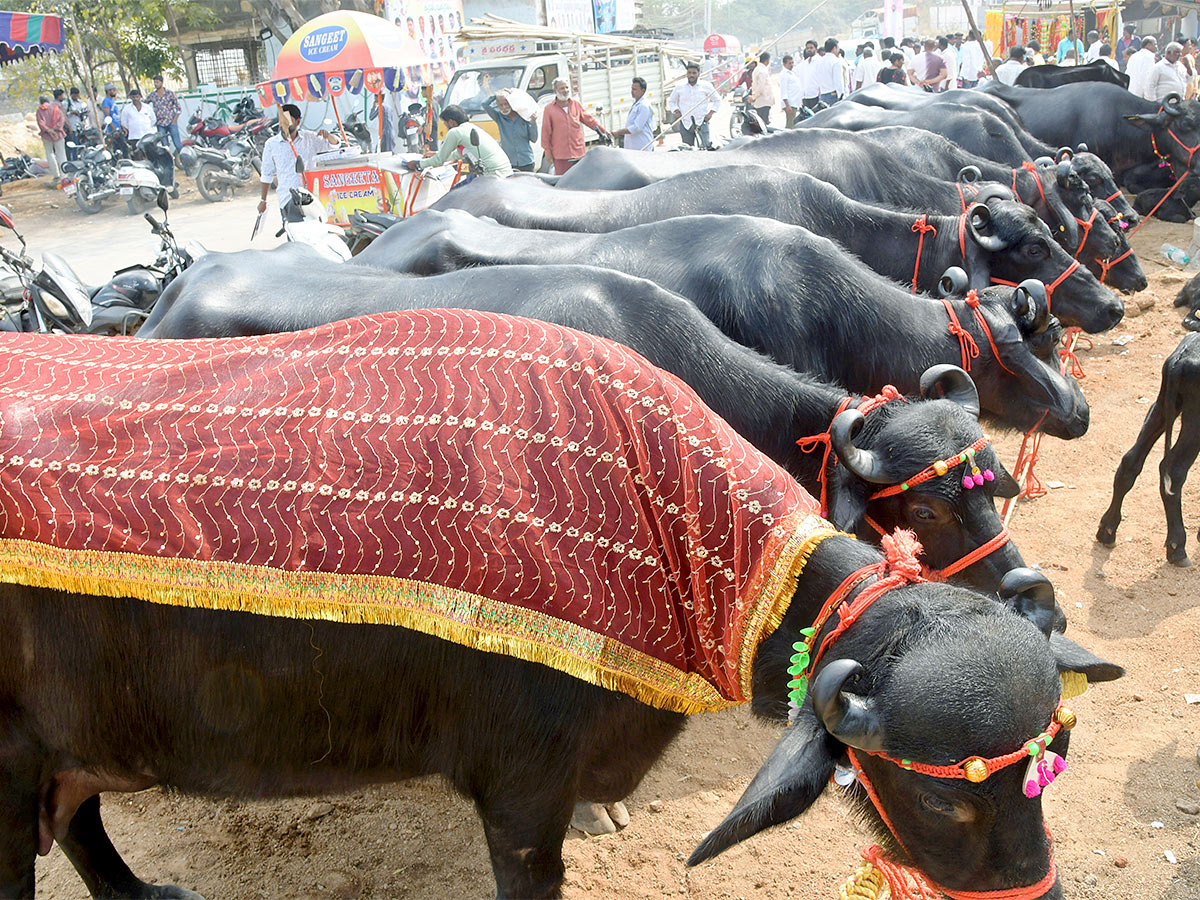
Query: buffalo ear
[
  {"left": 827, "top": 465, "right": 871, "bottom": 534},
  {"left": 991, "top": 461, "right": 1020, "bottom": 498},
  {"left": 687, "top": 708, "right": 838, "bottom": 866},
  {"left": 1123, "top": 113, "right": 1163, "bottom": 132},
  {"left": 1049, "top": 631, "right": 1125, "bottom": 683},
  {"left": 998, "top": 567, "right": 1058, "bottom": 637}
]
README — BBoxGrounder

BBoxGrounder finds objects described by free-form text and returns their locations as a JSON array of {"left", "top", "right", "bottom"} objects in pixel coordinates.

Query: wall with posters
[
  {"left": 384, "top": 0, "right": 466, "bottom": 94},
  {"left": 544, "top": 0, "right": 595, "bottom": 32}
]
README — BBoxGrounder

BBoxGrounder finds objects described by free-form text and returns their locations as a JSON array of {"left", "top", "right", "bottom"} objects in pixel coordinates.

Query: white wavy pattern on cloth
[{"left": 0, "top": 309, "right": 822, "bottom": 704}]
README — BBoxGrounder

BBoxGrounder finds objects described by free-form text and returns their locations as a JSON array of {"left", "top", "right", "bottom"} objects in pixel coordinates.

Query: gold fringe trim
[
  {"left": 840, "top": 860, "right": 889, "bottom": 900},
  {"left": 1060, "top": 670, "right": 1089, "bottom": 700},
  {"left": 0, "top": 521, "right": 831, "bottom": 715}
]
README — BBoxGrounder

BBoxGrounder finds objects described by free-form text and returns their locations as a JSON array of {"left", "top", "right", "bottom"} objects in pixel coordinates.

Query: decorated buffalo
[
  {"left": 430, "top": 169, "right": 1123, "bottom": 332},
  {"left": 1098, "top": 332, "right": 1200, "bottom": 565},
  {"left": 980, "top": 85, "right": 1200, "bottom": 190},
  {"left": 0, "top": 312, "right": 1105, "bottom": 899},
  {"left": 143, "top": 248, "right": 1088, "bottom": 439}
]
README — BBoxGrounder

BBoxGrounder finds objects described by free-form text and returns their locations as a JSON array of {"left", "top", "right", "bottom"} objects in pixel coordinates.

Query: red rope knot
[
  {"left": 879, "top": 528, "right": 926, "bottom": 584},
  {"left": 861, "top": 845, "right": 942, "bottom": 900},
  {"left": 856, "top": 384, "right": 904, "bottom": 416},
  {"left": 1058, "top": 326, "right": 1087, "bottom": 380},
  {"left": 910, "top": 216, "right": 938, "bottom": 294},
  {"left": 940, "top": 296, "right": 980, "bottom": 372}
]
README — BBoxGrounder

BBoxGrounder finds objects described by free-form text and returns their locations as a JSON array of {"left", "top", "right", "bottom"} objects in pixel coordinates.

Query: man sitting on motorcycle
[
  {"left": 404, "top": 105, "right": 512, "bottom": 182},
  {"left": 257, "top": 103, "right": 339, "bottom": 224}
]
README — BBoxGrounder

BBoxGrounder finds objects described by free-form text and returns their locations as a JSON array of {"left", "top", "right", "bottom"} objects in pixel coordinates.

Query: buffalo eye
[
  {"left": 1024, "top": 243, "right": 1046, "bottom": 259},
  {"left": 902, "top": 497, "right": 954, "bottom": 526},
  {"left": 919, "top": 792, "right": 977, "bottom": 823}
]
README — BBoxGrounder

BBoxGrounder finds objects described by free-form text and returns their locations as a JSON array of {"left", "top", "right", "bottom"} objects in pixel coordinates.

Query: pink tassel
[
  {"left": 973, "top": 472, "right": 985, "bottom": 486},
  {"left": 983, "top": 469, "right": 995, "bottom": 482},
  {"left": 962, "top": 476, "right": 975, "bottom": 490},
  {"left": 1024, "top": 778, "right": 1042, "bottom": 798},
  {"left": 1052, "top": 755, "right": 1067, "bottom": 774}
]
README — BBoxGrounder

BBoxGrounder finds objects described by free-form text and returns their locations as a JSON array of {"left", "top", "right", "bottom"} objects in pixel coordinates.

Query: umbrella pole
[
  {"left": 331, "top": 94, "right": 349, "bottom": 146},
  {"left": 378, "top": 93, "right": 384, "bottom": 151}
]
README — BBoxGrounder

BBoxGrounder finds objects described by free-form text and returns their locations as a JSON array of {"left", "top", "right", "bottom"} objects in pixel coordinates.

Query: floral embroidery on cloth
[{"left": 0, "top": 310, "right": 834, "bottom": 713}]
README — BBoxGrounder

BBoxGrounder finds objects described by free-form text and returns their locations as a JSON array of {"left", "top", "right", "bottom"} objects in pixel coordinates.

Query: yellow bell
[
  {"left": 933, "top": 460, "right": 949, "bottom": 477},
  {"left": 1054, "top": 707, "right": 1077, "bottom": 730},
  {"left": 963, "top": 758, "right": 990, "bottom": 783}
]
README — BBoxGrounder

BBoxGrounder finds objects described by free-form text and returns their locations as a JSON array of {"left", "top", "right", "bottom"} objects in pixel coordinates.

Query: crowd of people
[{"left": 34, "top": 77, "right": 182, "bottom": 180}]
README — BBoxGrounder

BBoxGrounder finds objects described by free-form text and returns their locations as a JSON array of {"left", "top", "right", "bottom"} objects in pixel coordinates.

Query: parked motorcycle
[
  {"left": 0, "top": 205, "right": 94, "bottom": 334},
  {"left": 342, "top": 112, "right": 373, "bottom": 153},
  {"left": 280, "top": 188, "right": 351, "bottom": 262},
  {"left": 398, "top": 102, "right": 427, "bottom": 154},
  {"left": 0, "top": 154, "right": 37, "bottom": 195},
  {"left": 116, "top": 132, "right": 176, "bottom": 215},
  {"left": 61, "top": 141, "right": 118, "bottom": 214},
  {"left": 191, "top": 137, "right": 260, "bottom": 203},
  {"left": 345, "top": 210, "right": 401, "bottom": 255}
]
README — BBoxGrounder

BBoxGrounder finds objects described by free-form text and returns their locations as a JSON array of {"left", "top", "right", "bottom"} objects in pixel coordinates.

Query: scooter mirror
[
  {"left": 0, "top": 206, "right": 15, "bottom": 230},
  {"left": 103, "top": 115, "right": 113, "bottom": 126},
  {"left": 156, "top": 190, "right": 170, "bottom": 214}
]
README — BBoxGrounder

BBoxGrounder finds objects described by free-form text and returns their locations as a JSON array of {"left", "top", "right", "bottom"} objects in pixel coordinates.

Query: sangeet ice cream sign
[{"left": 299, "top": 25, "right": 350, "bottom": 64}]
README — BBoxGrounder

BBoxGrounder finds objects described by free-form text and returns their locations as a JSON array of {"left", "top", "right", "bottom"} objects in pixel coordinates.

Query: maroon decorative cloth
[{"left": 0, "top": 310, "right": 833, "bottom": 712}]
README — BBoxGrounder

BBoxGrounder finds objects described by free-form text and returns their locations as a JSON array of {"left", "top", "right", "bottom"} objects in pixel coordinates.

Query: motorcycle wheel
[
  {"left": 74, "top": 178, "right": 103, "bottom": 215},
  {"left": 195, "top": 162, "right": 231, "bottom": 203},
  {"left": 126, "top": 192, "right": 154, "bottom": 215}
]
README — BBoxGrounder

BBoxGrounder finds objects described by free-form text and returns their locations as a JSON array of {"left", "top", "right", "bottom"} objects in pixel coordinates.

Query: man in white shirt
[
  {"left": 1126, "top": 37, "right": 1159, "bottom": 99},
  {"left": 995, "top": 46, "right": 1026, "bottom": 85},
  {"left": 613, "top": 76, "right": 654, "bottom": 150},
  {"left": 1084, "top": 31, "right": 1102, "bottom": 63},
  {"left": 119, "top": 88, "right": 155, "bottom": 142},
  {"left": 750, "top": 51, "right": 775, "bottom": 124},
  {"left": 958, "top": 30, "right": 990, "bottom": 86},
  {"left": 799, "top": 41, "right": 820, "bottom": 109},
  {"left": 1145, "top": 41, "right": 1187, "bottom": 101},
  {"left": 668, "top": 62, "right": 719, "bottom": 148},
  {"left": 780, "top": 54, "right": 803, "bottom": 127},
  {"left": 909, "top": 38, "right": 949, "bottom": 92},
  {"left": 815, "top": 38, "right": 844, "bottom": 104},
  {"left": 937, "top": 36, "right": 959, "bottom": 89},
  {"left": 257, "top": 103, "right": 339, "bottom": 223},
  {"left": 854, "top": 45, "right": 882, "bottom": 90}
]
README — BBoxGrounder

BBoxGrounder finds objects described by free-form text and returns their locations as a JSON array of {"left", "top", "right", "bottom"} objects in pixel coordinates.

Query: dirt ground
[{"left": 8, "top": 186, "right": 1200, "bottom": 899}]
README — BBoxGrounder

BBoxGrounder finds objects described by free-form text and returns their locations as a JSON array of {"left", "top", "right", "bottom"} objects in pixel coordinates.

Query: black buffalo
[
  {"left": 430, "top": 168, "right": 1123, "bottom": 332},
  {"left": 1098, "top": 332, "right": 1200, "bottom": 564},
  {"left": 145, "top": 244, "right": 1089, "bottom": 441},
  {"left": 1015, "top": 60, "right": 1129, "bottom": 89}
]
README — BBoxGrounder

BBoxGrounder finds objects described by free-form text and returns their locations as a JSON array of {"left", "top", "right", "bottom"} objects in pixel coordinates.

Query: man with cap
[
  {"left": 258, "top": 103, "right": 338, "bottom": 223},
  {"left": 100, "top": 84, "right": 127, "bottom": 157}
]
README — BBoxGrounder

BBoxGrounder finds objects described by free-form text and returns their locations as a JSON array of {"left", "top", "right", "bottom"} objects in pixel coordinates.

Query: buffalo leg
[
  {"left": 1161, "top": 406, "right": 1200, "bottom": 565},
  {"left": 0, "top": 727, "right": 39, "bottom": 899},
  {"left": 476, "top": 782, "right": 574, "bottom": 900},
  {"left": 1097, "top": 399, "right": 1167, "bottom": 545},
  {"left": 57, "top": 796, "right": 204, "bottom": 899}
]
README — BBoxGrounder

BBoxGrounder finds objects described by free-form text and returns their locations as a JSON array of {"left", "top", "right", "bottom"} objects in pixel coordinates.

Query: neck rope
[
  {"left": 1132, "top": 119, "right": 1200, "bottom": 236},
  {"left": 1010, "top": 160, "right": 1046, "bottom": 207},
  {"left": 796, "top": 391, "right": 1011, "bottom": 581},
  {"left": 940, "top": 290, "right": 1018, "bottom": 377},
  {"left": 1096, "top": 209, "right": 1135, "bottom": 285},
  {"left": 785, "top": 529, "right": 1075, "bottom": 900}
]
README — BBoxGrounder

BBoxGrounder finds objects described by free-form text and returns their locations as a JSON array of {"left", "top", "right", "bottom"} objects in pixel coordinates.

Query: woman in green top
[{"left": 405, "top": 105, "right": 513, "bottom": 179}]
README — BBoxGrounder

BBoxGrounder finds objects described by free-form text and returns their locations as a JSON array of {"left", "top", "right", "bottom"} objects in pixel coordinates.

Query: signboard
[
  {"left": 593, "top": 0, "right": 634, "bottom": 34},
  {"left": 305, "top": 166, "right": 393, "bottom": 221},
  {"left": 384, "top": 0, "right": 466, "bottom": 93},
  {"left": 545, "top": 0, "right": 594, "bottom": 32}
]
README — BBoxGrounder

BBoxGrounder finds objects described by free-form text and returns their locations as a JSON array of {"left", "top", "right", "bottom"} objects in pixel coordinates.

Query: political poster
[
  {"left": 593, "top": 0, "right": 634, "bottom": 34},
  {"left": 384, "top": 0, "right": 466, "bottom": 95}
]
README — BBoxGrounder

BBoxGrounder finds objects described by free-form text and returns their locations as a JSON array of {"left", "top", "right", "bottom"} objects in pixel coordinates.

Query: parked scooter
[
  {"left": 90, "top": 192, "right": 205, "bottom": 334},
  {"left": 345, "top": 210, "right": 401, "bottom": 255},
  {"left": 342, "top": 112, "right": 373, "bottom": 153},
  {"left": 116, "top": 132, "right": 177, "bottom": 215},
  {"left": 0, "top": 154, "right": 37, "bottom": 194},
  {"left": 191, "top": 137, "right": 261, "bottom": 202},
  {"left": 280, "top": 188, "right": 351, "bottom": 262},
  {"left": 398, "top": 102, "right": 427, "bottom": 154},
  {"left": 61, "top": 140, "right": 118, "bottom": 214},
  {"left": 0, "top": 205, "right": 93, "bottom": 333}
]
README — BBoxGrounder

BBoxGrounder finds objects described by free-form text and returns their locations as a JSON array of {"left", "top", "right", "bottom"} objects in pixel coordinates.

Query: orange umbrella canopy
[{"left": 272, "top": 10, "right": 425, "bottom": 80}]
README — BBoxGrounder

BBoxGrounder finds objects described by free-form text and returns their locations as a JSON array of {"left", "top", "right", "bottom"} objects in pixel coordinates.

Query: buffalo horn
[
  {"left": 973, "top": 185, "right": 1015, "bottom": 206},
  {"left": 997, "top": 567, "right": 1057, "bottom": 637},
  {"left": 966, "top": 203, "right": 1009, "bottom": 252},
  {"left": 1056, "top": 146, "right": 1074, "bottom": 162},
  {"left": 830, "top": 410, "right": 891, "bottom": 484},
  {"left": 1055, "top": 159, "right": 1075, "bottom": 189},
  {"left": 1012, "top": 279, "right": 1051, "bottom": 334},
  {"left": 1164, "top": 93, "right": 1184, "bottom": 116},
  {"left": 811, "top": 659, "right": 886, "bottom": 752},
  {"left": 1076, "top": 142, "right": 1089, "bottom": 153},
  {"left": 1033, "top": 155, "right": 1054, "bottom": 167},
  {"left": 957, "top": 165, "right": 981, "bottom": 184},
  {"left": 937, "top": 266, "right": 969, "bottom": 298},
  {"left": 919, "top": 364, "right": 981, "bottom": 418}
]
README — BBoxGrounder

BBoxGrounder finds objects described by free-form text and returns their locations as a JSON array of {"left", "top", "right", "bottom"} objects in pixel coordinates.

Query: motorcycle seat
[{"left": 355, "top": 212, "right": 401, "bottom": 229}]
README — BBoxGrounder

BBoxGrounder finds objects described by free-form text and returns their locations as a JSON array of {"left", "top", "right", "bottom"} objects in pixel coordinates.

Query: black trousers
[
  {"left": 802, "top": 96, "right": 819, "bottom": 109},
  {"left": 513, "top": 163, "right": 535, "bottom": 172}
]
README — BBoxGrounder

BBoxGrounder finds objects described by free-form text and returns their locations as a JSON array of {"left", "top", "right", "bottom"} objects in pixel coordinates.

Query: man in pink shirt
[{"left": 540, "top": 78, "right": 608, "bottom": 175}]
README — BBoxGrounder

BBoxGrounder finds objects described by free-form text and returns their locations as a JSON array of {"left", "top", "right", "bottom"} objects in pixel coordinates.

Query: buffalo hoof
[
  {"left": 142, "top": 886, "right": 206, "bottom": 900},
  {"left": 571, "top": 800, "right": 629, "bottom": 835},
  {"left": 1184, "top": 313, "right": 1200, "bottom": 332},
  {"left": 1167, "top": 544, "right": 1192, "bottom": 567},
  {"left": 1096, "top": 525, "right": 1117, "bottom": 546}
]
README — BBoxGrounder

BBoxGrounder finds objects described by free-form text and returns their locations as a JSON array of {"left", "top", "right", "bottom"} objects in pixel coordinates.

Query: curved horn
[
  {"left": 1076, "top": 142, "right": 1089, "bottom": 153},
  {"left": 919, "top": 365, "right": 981, "bottom": 418},
  {"left": 1012, "top": 279, "right": 1051, "bottom": 334},
  {"left": 973, "top": 185, "right": 1016, "bottom": 205},
  {"left": 811, "top": 659, "right": 886, "bottom": 752},
  {"left": 937, "top": 266, "right": 969, "bottom": 298},
  {"left": 1033, "top": 155, "right": 1054, "bottom": 167},
  {"left": 966, "top": 202, "right": 1009, "bottom": 252},
  {"left": 1056, "top": 146, "right": 1074, "bottom": 162},
  {"left": 957, "top": 165, "right": 981, "bottom": 184},
  {"left": 1055, "top": 159, "right": 1074, "bottom": 188},
  {"left": 830, "top": 409, "right": 891, "bottom": 484},
  {"left": 998, "top": 567, "right": 1058, "bottom": 638},
  {"left": 1164, "top": 92, "right": 1184, "bottom": 116}
]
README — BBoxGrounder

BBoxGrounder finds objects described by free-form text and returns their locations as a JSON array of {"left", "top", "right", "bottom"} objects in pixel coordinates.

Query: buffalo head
[
  {"left": 965, "top": 281, "right": 1089, "bottom": 440},
  {"left": 1125, "top": 93, "right": 1200, "bottom": 177},
  {"left": 824, "top": 365, "right": 1025, "bottom": 592},
  {"left": 1071, "top": 151, "right": 1139, "bottom": 226},
  {"left": 965, "top": 200, "right": 1123, "bottom": 333},
  {"left": 693, "top": 567, "right": 1118, "bottom": 898},
  {"left": 1086, "top": 200, "right": 1147, "bottom": 294}
]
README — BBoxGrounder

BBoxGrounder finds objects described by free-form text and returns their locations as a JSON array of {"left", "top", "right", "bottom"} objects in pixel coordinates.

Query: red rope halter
[
  {"left": 1011, "top": 160, "right": 1047, "bottom": 207},
  {"left": 940, "top": 291, "right": 1018, "bottom": 376},
  {"left": 911, "top": 216, "right": 939, "bottom": 294},
  {"left": 989, "top": 257, "right": 1081, "bottom": 315},
  {"left": 1130, "top": 121, "right": 1200, "bottom": 236}
]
